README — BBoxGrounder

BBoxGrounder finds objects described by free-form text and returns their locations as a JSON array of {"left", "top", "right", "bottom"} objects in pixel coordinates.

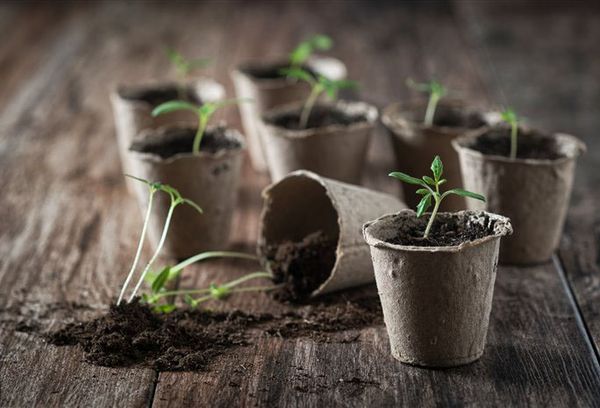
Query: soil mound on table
[{"left": 46, "top": 294, "right": 382, "bottom": 371}]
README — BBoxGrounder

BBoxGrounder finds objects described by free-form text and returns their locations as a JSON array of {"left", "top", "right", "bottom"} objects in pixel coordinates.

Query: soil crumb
[
  {"left": 469, "top": 128, "right": 563, "bottom": 160},
  {"left": 268, "top": 104, "right": 367, "bottom": 130},
  {"left": 118, "top": 85, "right": 200, "bottom": 107},
  {"left": 263, "top": 231, "right": 337, "bottom": 302},
  {"left": 130, "top": 126, "right": 241, "bottom": 159},
  {"left": 46, "top": 294, "right": 382, "bottom": 372},
  {"left": 388, "top": 212, "right": 498, "bottom": 247}
]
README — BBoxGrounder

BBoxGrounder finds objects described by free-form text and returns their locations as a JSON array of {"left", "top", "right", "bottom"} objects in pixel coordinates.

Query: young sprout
[
  {"left": 152, "top": 98, "right": 250, "bottom": 155},
  {"left": 289, "top": 34, "right": 333, "bottom": 69},
  {"left": 406, "top": 79, "right": 448, "bottom": 127},
  {"left": 389, "top": 156, "right": 485, "bottom": 239},
  {"left": 501, "top": 107, "right": 519, "bottom": 160},
  {"left": 118, "top": 175, "right": 203, "bottom": 305},
  {"left": 281, "top": 67, "right": 357, "bottom": 129}
]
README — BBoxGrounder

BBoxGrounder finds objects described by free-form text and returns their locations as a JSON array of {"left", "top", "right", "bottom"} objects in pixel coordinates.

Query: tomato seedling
[
  {"left": 389, "top": 156, "right": 485, "bottom": 238},
  {"left": 406, "top": 78, "right": 448, "bottom": 127},
  {"left": 500, "top": 107, "right": 519, "bottom": 159}
]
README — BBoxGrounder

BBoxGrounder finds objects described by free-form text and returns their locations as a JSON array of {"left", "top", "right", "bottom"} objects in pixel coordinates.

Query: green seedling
[
  {"left": 406, "top": 79, "right": 448, "bottom": 127},
  {"left": 389, "top": 156, "right": 485, "bottom": 238},
  {"left": 117, "top": 175, "right": 203, "bottom": 305},
  {"left": 166, "top": 48, "right": 211, "bottom": 99},
  {"left": 281, "top": 67, "right": 357, "bottom": 129},
  {"left": 501, "top": 107, "right": 519, "bottom": 160},
  {"left": 152, "top": 98, "right": 250, "bottom": 155},
  {"left": 289, "top": 34, "right": 333, "bottom": 69}
]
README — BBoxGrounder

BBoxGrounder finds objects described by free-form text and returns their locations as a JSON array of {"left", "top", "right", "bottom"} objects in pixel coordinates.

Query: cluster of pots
[{"left": 111, "top": 53, "right": 585, "bottom": 368}]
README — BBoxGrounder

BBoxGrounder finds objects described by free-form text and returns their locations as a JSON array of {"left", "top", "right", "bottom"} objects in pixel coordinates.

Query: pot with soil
[
  {"left": 257, "top": 170, "right": 404, "bottom": 301},
  {"left": 382, "top": 99, "right": 492, "bottom": 210},
  {"left": 260, "top": 100, "right": 378, "bottom": 184},
  {"left": 231, "top": 56, "right": 346, "bottom": 172},
  {"left": 452, "top": 125, "right": 586, "bottom": 265},
  {"left": 128, "top": 125, "right": 245, "bottom": 259},
  {"left": 363, "top": 209, "right": 512, "bottom": 367},
  {"left": 111, "top": 79, "right": 225, "bottom": 187}
]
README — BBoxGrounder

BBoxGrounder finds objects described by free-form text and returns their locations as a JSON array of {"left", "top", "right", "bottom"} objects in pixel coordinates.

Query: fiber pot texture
[
  {"left": 111, "top": 79, "right": 225, "bottom": 187},
  {"left": 381, "top": 100, "right": 491, "bottom": 211},
  {"left": 128, "top": 125, "right": 245, "bottom": 259},
  {"left": 258, "top": 170, "right": 404, "bottom": 297},
  {"left": 231, "top": 56, "right": 346, "bottom": 172},
  {"left": 260, "top": 100, "right": 378, "bottom": 184},
  {"left": 453, "top": 127, "right": 586, "bottom": 265},
  {"left": 363, "top": 210, "right": 512, "bottom": 367}
]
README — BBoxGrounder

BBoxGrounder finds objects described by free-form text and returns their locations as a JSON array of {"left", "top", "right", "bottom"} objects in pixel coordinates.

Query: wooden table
[{"left": 0, "top": 1, "right": 599, "bottom": 406}]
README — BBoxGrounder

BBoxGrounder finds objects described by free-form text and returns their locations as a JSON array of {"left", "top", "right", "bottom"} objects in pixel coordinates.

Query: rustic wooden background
[{"left": 0, "top": 1, "right": 599, "bottom": 407}]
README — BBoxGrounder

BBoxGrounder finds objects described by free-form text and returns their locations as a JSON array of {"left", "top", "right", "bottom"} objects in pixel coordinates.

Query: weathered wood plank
[{"left": 455, "top": 0, "right": 600, "bottom": 358}]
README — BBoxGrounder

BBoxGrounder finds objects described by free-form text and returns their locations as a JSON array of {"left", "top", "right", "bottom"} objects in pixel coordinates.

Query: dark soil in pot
[
  {"left": 403, "top": 103, "right": 488, "bottom": 129},
  {"left": 117, "top": 84, "right": 201, "bottom": 107},
  {"left": 468, "top": 128, "right": 563, "bottom": 160},
  {"left": 130, "top": 127, "right": 242, "bottom": 158},
  {"left": 267, "top": 104, "right": 367, "bottom": 130},
  {"left": 44, "top": 293, "right": 383, "bottom": 372},
  {"left": 388, "top": 212, "right": 499, "bottom": 247},
  {"left": 239, "top": 63, "right": 316, "bottom": 80},
  {"left": 263, "top": 231, "right": 337, "bottom": 302}
]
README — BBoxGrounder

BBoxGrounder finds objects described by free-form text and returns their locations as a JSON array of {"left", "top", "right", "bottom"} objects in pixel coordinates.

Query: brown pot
[
  {"left": 260, "top": 100, "right": 378, "bottom": 184},
  {"left": 363, "top": 210, "right": 512, "bottom": 367},
  {"left": 381, "top": 100, "right": 492, "bottom": 211},
  {"left": 258, "top": 170, "right": 404, "bottom": 297},
  {"left": 128, "top": 125, "right": 245, "bottom": 260},
  {"left": 230, "top": 56, "right": 346, "bottom": 172},
  {"left": 452, "top": 127, "right": 586, "bottom": 265},
  {"left": 111, "top": 79, "right": 225, "bottom": 190}
]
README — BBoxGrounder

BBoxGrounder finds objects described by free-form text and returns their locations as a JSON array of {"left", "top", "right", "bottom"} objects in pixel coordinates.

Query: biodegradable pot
[
  {"left": 363, "top": 210, "right": 512, "bottom": 367},
  {"left": 453, "top": 127, "right": 586, "bottom": 265},
  {"left": 111, "top": 79, "right": 225, "bottom": 189},
  {"left": 258, "top": 170, "right": 404, "bottom": 297},
  {"left": 260, "top": 100, "right": 378, "bottom": 184},
  {"left": 231, "top": 56, "right": 347, "bottom": 172},
  {"left": 381, "top": 100, "right": 492, "bottom": 211},
  {"left": 128, "top": 125, "right": 245, "bottom": 259}
]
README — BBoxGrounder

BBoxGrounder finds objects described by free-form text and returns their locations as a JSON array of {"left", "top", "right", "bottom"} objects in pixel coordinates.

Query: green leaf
[
  {"left": 280, "top": 67, "right": 314, "bottom": 83},
  {"left": 416, "top": 194, "right": 432, "bottom": 218},
  {"left": 431, "top": 156, "right": 443, "bottom": 181},
  {"left": 416, "top": 188, "right": 429, "bottom": 195},
  {"left": 444, "top": 188, "right": 486, "bottom": 202},
  {"left": 423, "top": 176, "right": 435, "bottom": 185},
  {"left": 389, "top": 172, "right": 426, "bottom": 187},
  {"left": 152, "top": 100, "right": 199, "bottom": 117},
  {"left": 311, "top": 34, "right": 333, "bottom": 50},
  {"left": 209, "top": 284, "right": 230, "bottom": 300},
  {"left": 438, "top": 179, "right": 447, "bottom": 185},
  {"left": 182, "top": 198, "right": 203, "bottom": 214},
  {"left": 151, "top": 267, "right": 171, "bottom": 293},
  {"left": 501, "top": 107, "right": 518, "bottom": 126},
  {"left": 154, "top": 304, "right": 177, "bottom": 313},
  {"left": 184, "top": 294, "right": 198, "bottom": 308},
  {"left": 290, "top": 43, "right": 312, "bottom": 66}
]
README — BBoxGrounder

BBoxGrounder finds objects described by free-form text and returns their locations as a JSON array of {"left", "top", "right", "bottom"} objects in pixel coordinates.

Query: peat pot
[
  {"left": 231, "top": 56, "right": 346, "bottom": 172},
  {"left": 381, "top": 100, "right": 491, "bottom": 210},
  {"left": 453, "top": 127, "right": 586, "bottom": 265},
  {"left": 128, "top": 125, "right": 245, "bottom": 259},
  {"left": 363, "top": 210, "right": 512, "bottom": 367},
  {"left": 258, "top": 170, "right": 404, "bottom": 299},
  {"left": 260, "top": 100, "right": 378, "bottom": 184},
  {"left": 111, "top": 79, "right": 225, "bottom": 188}
]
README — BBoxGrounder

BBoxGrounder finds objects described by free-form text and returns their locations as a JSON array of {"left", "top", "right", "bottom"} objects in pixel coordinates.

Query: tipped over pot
[
  {"left": 231, "top": 56, "right": 346, "bottom": 172},
  {"left": 128, "top": 125, "right": 245, "bottom": 259},
  {"left": 260, "top": 100, "right": 378, "bottom": 184},
  {"left": 257, "top": 170, "right": 404, "bottom": 301},
  {"left": 363, "top": 210, "right": 512, "bottom": 367},
  {"left": 111, "top": 79, "right": 225, "bottom": 188},
  {"left": 382, "top": 100, "right": 492, "bottom": 210},
  {"left": 453, "top": 127, "right": 586, "bottom": 265}
]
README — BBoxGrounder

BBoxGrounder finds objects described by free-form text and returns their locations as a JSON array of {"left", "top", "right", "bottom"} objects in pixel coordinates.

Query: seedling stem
[
  {"left": 406, "top": 79, "right": 448, "bottom": 127},
  {"left": 501, "top": 108, "right": 519, "bottom": 159}
]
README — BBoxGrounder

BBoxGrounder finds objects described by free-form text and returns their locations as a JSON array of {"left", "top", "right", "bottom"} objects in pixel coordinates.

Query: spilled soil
[
  {"left": 263, "top": 231, "right": 337, "bottom": 301},
  {"left": 43, "top": 291, "right": 382, "bottom": 372}
]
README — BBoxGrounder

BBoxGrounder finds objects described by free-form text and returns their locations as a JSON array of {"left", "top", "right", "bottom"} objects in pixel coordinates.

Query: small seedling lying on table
[
  {"left": 289, "top": 34, "right": 333, "bottom": 69},
  {"left": 389, "top": 156, "right": 485, "bottom": 238},
  {"left": 152, "top": 98, "right": 250, "bottom": 155},
  {"left": 500, "top": 107, "right": 519, "bottom": 160},
  {"left": 281, "top": 67, "right": 357, "bottom": 129},
  {"left": 166, "top": 48, "right": 211, "bottom": 98},
  {"left": 406, "top": 78, "right": 448, "bottom": 127}
]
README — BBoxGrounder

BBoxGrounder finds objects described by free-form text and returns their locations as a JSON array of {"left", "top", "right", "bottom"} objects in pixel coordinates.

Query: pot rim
[
  {"left": 231, "top": 55, "right": 347, "bottom": 89},
  {"left": 128, "top": 124, "right": 246, "bottom": 164},
  {"left": 363, "top": 209, "right": 512, "bottom": 253},
  {"left": 452, "top": 126, "right": 587, "bottom": 166},
  {"left": 261, "top": 99, "right": 379, "bottom": 138}
]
